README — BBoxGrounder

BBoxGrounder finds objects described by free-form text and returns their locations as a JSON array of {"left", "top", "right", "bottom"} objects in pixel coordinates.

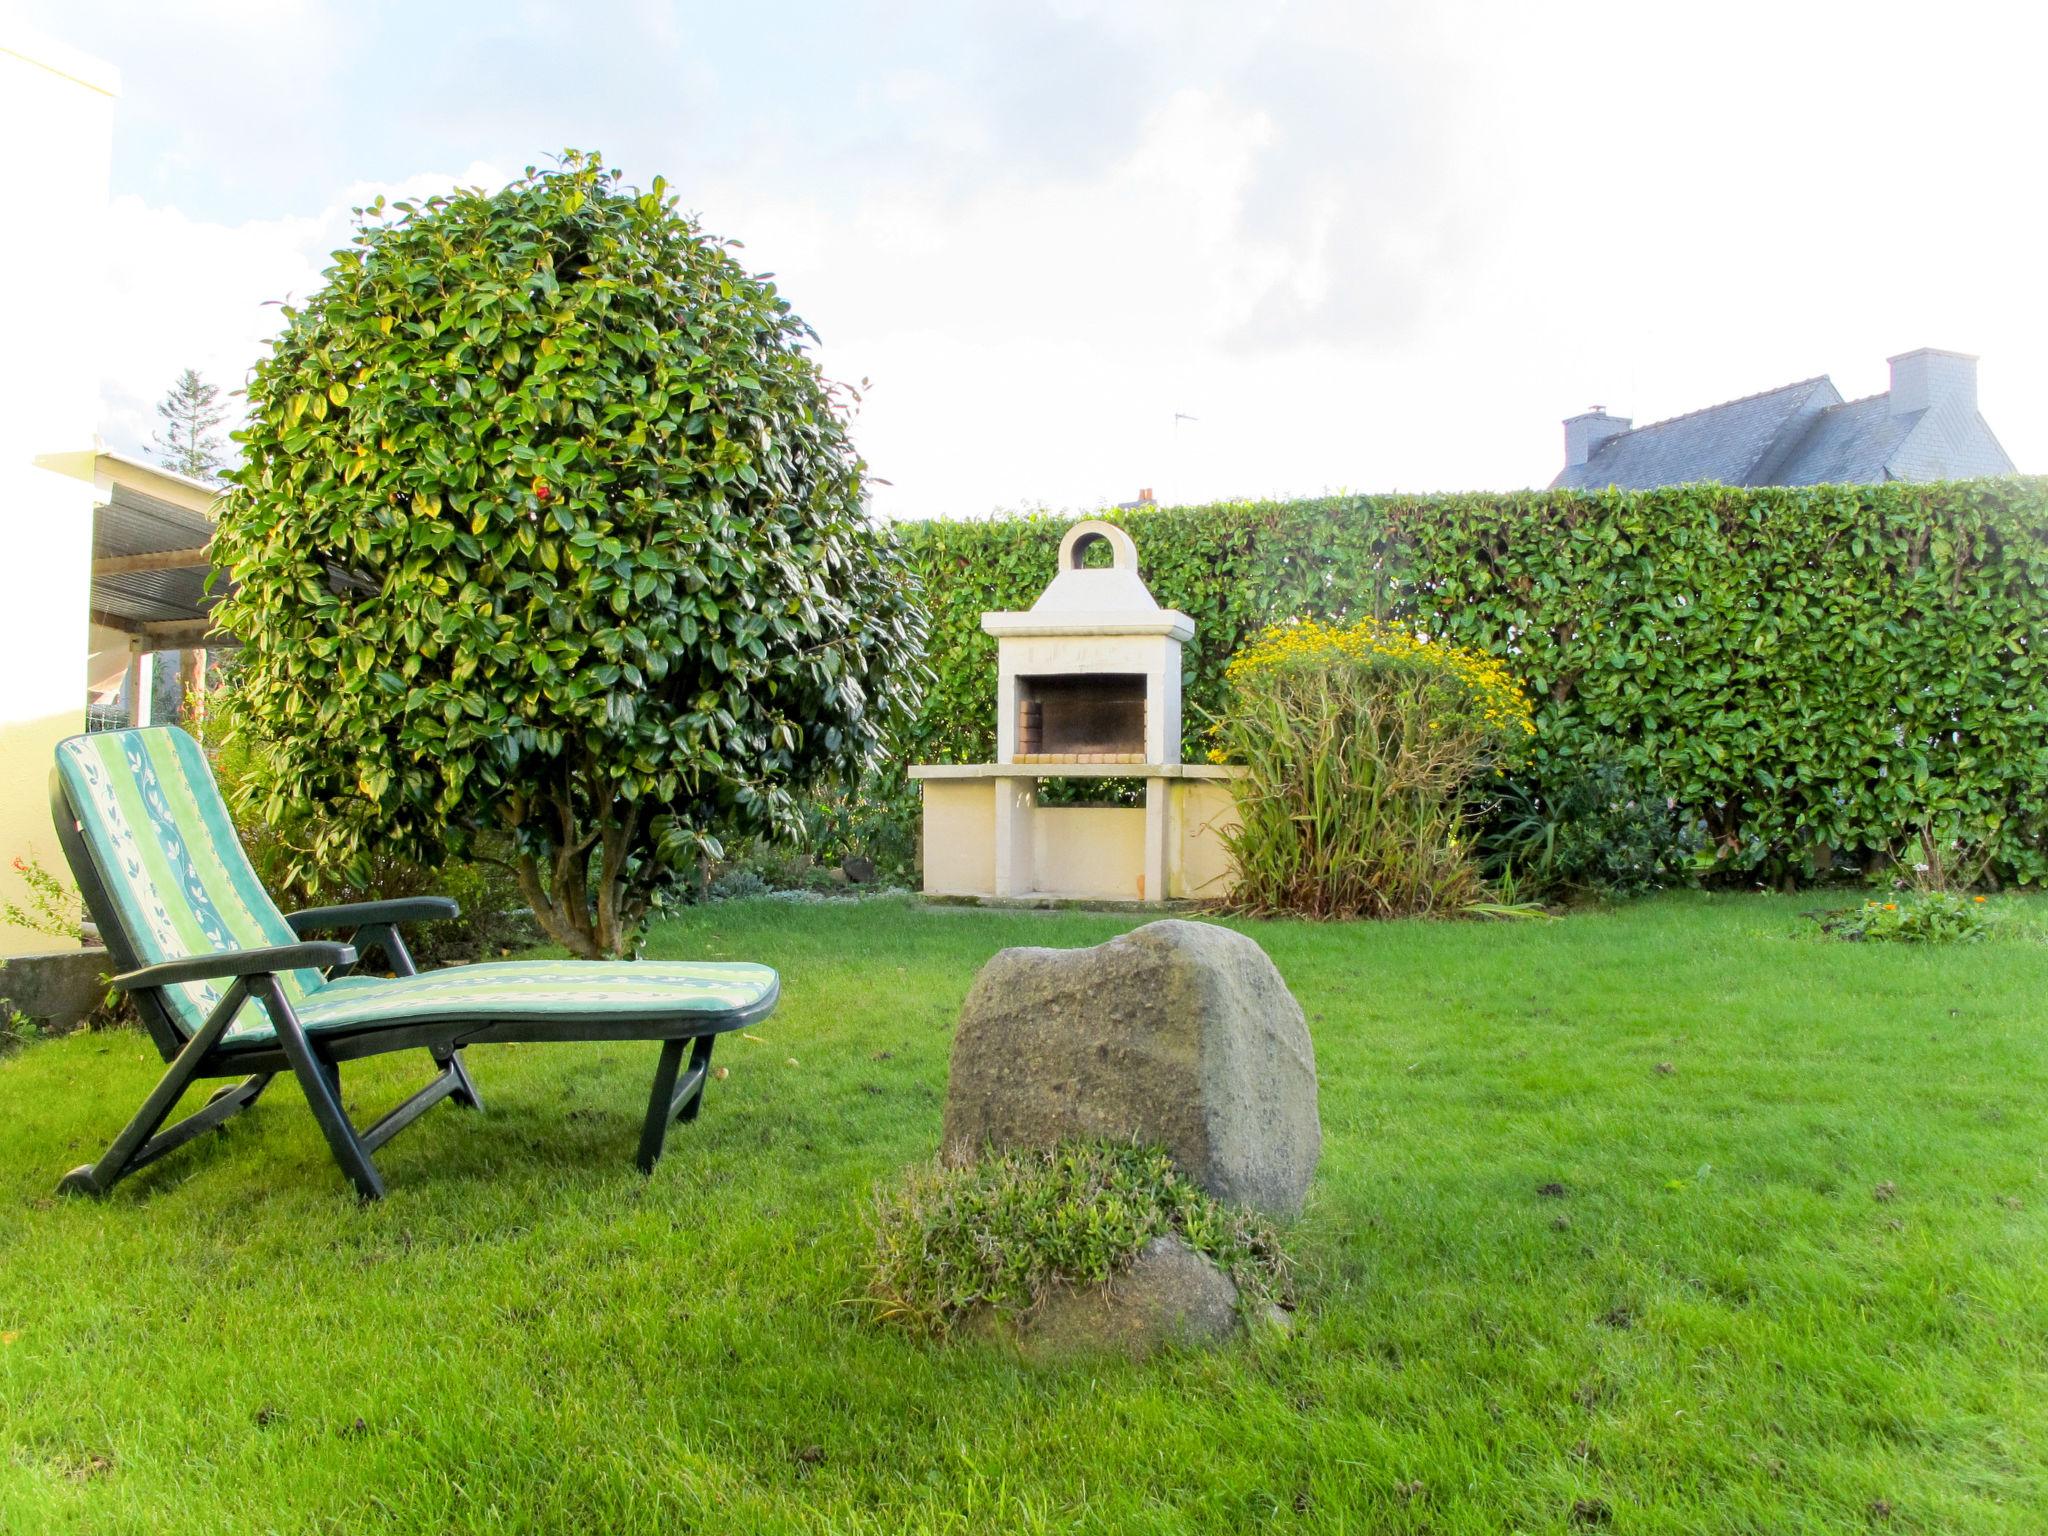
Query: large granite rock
[{"left": 940, "top": 919, "right": 1320, "bottom": 1217}]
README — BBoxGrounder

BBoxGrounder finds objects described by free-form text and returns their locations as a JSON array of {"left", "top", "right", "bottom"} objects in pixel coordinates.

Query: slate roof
[
  {"left": 1551, "top": 372, "right": 2016, "bottom": 490},
  {"left": 1765, "top": 394, "right": 1920, "bottom": 486}
]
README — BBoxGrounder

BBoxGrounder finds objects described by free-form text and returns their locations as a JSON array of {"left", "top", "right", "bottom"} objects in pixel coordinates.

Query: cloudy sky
[{"left": 16, "top": 0, "right": 2047, "bottom": 516}]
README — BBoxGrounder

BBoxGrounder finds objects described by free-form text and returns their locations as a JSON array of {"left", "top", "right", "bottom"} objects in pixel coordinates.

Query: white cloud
[
  {"left": 96, "top": 164, "right": 508, "bottom": 459},
  {"left": 77, "top": 0, "right": 2048, "bottom": 513}
]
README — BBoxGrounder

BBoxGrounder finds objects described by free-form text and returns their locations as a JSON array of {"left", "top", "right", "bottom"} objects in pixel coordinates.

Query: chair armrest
[
  {"left": 285, "top": 897, "right": 461, "bottom": 934},
  {"left": 112, "top": 942, "right": 358, "bottom": 993}
]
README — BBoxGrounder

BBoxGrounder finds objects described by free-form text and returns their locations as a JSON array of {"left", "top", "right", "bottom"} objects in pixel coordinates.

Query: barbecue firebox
[
  {"left": 1014, "top": 674, "right": 1146, "bottom": 763},
  {"left": 909, "top": 520, "right": 1242, "bottom": 903}
]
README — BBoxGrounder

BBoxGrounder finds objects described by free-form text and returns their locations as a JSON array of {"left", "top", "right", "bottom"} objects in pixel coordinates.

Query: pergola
[{"left": 39, "top": 447, "right": 231, "bottom": 726}]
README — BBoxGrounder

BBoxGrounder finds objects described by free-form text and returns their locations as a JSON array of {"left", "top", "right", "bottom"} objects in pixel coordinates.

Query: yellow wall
[
  {"left": 0, "top": 34, "right": 118, "bottom": 955},
  {"left": 1170, "top": 778, "right": 1241, "bottom": 899},
  {"left": 921, "top": 779, "right": 997, "bottom": 897},
  {"left": 1032, "top": 806, "right": 1147, "bottom": 901}
]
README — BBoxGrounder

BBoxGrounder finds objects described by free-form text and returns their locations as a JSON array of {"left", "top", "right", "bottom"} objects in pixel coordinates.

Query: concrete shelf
[{"left": 910, "top": 762, "right": 1244, "bottom": 781}]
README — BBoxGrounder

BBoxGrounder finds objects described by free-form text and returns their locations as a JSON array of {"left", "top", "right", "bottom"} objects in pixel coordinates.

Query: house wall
[{"left": 0, "top": 34, "right": 118, "bottom": 955}]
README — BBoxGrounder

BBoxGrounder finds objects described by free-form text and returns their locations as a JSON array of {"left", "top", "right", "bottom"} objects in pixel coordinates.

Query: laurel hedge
[{"left": 895, "top": 480, "right": 2048, "bottom": 885}]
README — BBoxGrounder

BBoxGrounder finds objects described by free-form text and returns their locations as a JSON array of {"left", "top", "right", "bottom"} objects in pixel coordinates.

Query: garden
[
  {"left": 4, "top": 894, "right": 2046, "bottom": 1531},
  {"left": 3, "top": 154, "right": 2046, "bottom": 1533}
]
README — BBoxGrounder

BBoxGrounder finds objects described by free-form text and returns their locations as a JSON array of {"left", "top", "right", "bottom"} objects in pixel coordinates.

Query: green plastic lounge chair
[{"left": 48, "top": 726, "right": 778, "bottom": 1200}]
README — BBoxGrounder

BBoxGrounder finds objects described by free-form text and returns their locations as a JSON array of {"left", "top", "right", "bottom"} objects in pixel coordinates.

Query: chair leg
[
  {"left": 432, "top": 1046, "right": 483, "bottom": 1110},
  {"left": 636, "top": 1034, "right": 716, "bottom": 1174},
  {"left": 210, "top": 1072, "right": 275, "bottom": 1109},
  {"left": 59, "top": 1053, "right": 204, "bottom": 1196},
  {"left": 58, "top": 988, "right": 261, "bottom": 1198},
  {"left": 676, "top": 1034, "right": 715, "bottom": 1125},
  {"left": 257, "top": 978, "right": 385, "bottom": 1200}
]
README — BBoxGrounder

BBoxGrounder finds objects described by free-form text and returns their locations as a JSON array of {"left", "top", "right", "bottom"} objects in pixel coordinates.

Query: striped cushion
[
  {"left": 225, "top": 960, "right": 779, "bottom": 1044},
  {"left": 58, "top": 726, "right": 780, "bottom": 1047},
  {"left": 56, "top": 727, "right": 323, "bottom": 1038}
]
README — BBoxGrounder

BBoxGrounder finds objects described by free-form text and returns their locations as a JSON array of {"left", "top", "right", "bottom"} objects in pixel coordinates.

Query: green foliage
[
  {"left": 897, "top": 482, "right": 2048, "bottom": 887},
  {"left": 212, "top": 151, "right": 926, "bottom": 956},
  {"left": 1478, "top": 752, "right": 1706, "bottom": 898},
  {"left": 1, "top": 854, "right": 79, "bottom": 940},
  {"left": 1812, "top": 891, "right": 1998, "bottom": 944},
  {"left": 0, "top": 1009, "right": 41, "bottom": 1057},
  {"left": 865, "top": 1140, "right": 1292, "bottom": 1339},
  {"left": 1210, "top": 618, "right": 1533, "bottom": 917},
  {"left": 793, "top": 772, "right": 921, "bottom": 883}
]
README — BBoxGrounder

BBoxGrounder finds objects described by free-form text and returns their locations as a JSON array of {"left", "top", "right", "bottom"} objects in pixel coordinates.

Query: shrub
[
  {"left": 213, "top": 150, "right": 927, "bottom": 958},
  {"left": 1477, "top": 753, "right": 1704, "bottom": 898},
  {"left": 798, "top": 772, "right": 921, "bottom": 884},
  {"left": 865, "top": 1141, "right": 1292, "bottom": 1339},
  {"left": 1, "top": 855, "right": 80, "bottom": 941},
  {"left": 1209, "top": 617, "right": 1533, "bottom": 918},
  {"left": 1812, "top": 892, "right": 1996, "bottom": 944},
  {"left": 703, "top": 867, "right": 771, "bottom": 903},
  {"left": 893, "top": 483, "right": 2048, "bottom": 889}
]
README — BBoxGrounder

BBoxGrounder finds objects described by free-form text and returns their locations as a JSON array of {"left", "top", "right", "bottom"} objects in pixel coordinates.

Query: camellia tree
[{"left": 213, "top": 151, "right": 927, "bottom": 957}]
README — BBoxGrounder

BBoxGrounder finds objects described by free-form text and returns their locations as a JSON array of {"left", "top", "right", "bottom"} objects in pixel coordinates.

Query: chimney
[
  {"left": 1137, "top": 487, "right": 1155, "bottom": 505},
  {"left": 1888, "top": 348, "right": 1977, "bottom": 417},
  {"left": 1564, "top": 407, "right": 1630, "bottom": 468}
]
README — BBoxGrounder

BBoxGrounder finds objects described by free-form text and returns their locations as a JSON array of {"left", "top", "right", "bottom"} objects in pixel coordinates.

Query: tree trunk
[{"left": 505, "top": 782, "right": 639, "bottom": 960}]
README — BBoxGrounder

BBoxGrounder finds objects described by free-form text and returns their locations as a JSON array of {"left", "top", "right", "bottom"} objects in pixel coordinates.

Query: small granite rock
[
  {"left": 995, "top": 1235, "right": 1242, "bottom": 1360},
  {"left": 941, "top": 919, "right": 1320, "bottom": 1217}
]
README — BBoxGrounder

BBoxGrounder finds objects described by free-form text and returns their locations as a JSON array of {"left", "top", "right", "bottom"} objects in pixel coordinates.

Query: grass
[{"left": 1, "top": 892, "right": 2044, "bottom": 1533}]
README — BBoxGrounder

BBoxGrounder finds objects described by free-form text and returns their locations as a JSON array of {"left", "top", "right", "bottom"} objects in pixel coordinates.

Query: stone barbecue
[{"left": 910, "top": 520, "right": 1242, "bottom": 903}]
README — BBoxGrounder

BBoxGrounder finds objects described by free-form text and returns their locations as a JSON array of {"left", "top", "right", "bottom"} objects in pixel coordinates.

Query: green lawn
[{"left": 2, "top": 894, "right": 2044, "bottom": 1533}]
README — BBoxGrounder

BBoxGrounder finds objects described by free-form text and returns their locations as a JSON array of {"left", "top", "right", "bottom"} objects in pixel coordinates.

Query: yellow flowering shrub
[
  {"left": 1212, "top": 618, "right": 1534, "bottom": 918},
  {"left": 1223, "top": 618, "right": 1535, "bottom": 742}
]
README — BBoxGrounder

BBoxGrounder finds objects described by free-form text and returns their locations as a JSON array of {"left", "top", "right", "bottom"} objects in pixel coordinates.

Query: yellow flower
[
  {"left": 1226, "top": 616, "right": 1536, "bottom": 742},
  {"left": 1883, "top": 903, "right": 1897, "bottom": 911}
]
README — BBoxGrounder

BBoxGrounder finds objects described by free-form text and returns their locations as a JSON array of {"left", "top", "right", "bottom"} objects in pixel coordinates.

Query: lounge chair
[{"left": 48, "top": 726, "right": 778, "bottom": 1200}]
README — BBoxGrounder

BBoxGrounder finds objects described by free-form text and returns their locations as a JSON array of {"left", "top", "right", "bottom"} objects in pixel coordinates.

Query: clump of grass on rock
[{"left": 864, "top": 1141, "right": 1293, "bottom": 1339}]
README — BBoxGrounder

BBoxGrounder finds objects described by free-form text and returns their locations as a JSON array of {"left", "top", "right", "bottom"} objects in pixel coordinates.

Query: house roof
[
  {"left": 1765, "top": 394, "right": 1923, "bottom": 486},
  {"left": 36, "top": 447, "right": 231, "bottom": 651},
  {"left": 1552, "top": 363, "right": 2018, "bottom": 491},
  {"left": 1551, "top": 378, "right": 1840, "bottom": 490}
]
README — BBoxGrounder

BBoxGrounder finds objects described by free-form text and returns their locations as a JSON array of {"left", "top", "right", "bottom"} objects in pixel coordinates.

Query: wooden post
[{"left": 123, "top": 640, "right": 146, "bottom": 728}]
